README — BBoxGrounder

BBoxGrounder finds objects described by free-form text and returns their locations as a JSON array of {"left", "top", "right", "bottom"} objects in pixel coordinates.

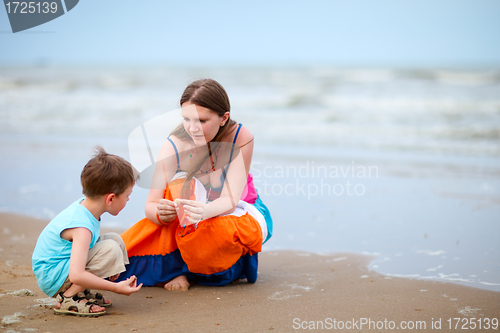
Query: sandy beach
[
  {"left": 2, "top": 1, "right": 500, "bottom": 330},
  {"left": 1, "top": 213, "right": 499, "bottom": 332}
]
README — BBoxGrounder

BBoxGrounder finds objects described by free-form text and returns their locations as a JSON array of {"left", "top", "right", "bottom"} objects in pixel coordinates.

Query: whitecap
[
  {"left": 479, "top": 281, "right": 500, "bottom": 286},
  {"left": 415, "top": 249, "right": 446, "bottom": 256},
  {"left": 288, "top": 284, "right": 312, "bottom": 291},
  {"left": 438, "top": 273, "right": 474, "bottom": 283},
  {"left": 458, "top": 306, "right": 481, "bottom": 316},
  {"left": 6, "top": 289, "right": 35, "bottom": 297},
  {"left": 361, "top": 251, "right": 381, "bottom": 256},
  {"left": 1, "top": 312, "right": 24, "bottom": 325},
  {"left": 427, "top": 265, "right": 444, "bottom": 272},
  {"left": 34, "top": 297, "right": 57, "bottom": 305},
  {"left": 384, "top": 273, "right": 421, "bottom": 278}
]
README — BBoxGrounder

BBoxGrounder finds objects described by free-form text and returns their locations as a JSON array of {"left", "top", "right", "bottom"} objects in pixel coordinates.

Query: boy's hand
[
  {"left": 114, "top": 275, "right": 143, "bottom": 296},
  {"left": 157, "top": 199, "right": 177, "bottom": 223}
]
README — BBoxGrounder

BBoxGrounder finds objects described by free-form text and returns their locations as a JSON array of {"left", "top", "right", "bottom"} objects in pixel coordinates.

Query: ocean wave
[
  {"left": 1, "top": 66, "right": 499, "bottom": 157},
  {"left": 436, "top": 70, "right": 500, "bottom": 86}
]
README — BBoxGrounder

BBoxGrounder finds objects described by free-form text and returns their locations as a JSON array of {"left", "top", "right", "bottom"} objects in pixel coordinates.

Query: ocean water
[{"left": 1, "top": 66, "right": 499, "bottom": 291}]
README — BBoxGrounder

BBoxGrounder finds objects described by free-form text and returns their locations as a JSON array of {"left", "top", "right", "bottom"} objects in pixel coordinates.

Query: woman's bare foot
[{"left": 164, "top": 275, "right": 190, "bottom": 291}]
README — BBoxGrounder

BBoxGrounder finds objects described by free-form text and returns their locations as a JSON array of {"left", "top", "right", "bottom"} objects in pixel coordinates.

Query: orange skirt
[{"left": 119, "top": 176, "right": 265, "bottom": 286}]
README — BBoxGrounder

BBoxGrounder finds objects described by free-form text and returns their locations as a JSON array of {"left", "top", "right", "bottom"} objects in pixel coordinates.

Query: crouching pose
[
  {"left": 119, "top": 79, "right": 273, "bottom": 290},
  {"left": 32, "top": 147, "right": 142, "bottom": 316}
]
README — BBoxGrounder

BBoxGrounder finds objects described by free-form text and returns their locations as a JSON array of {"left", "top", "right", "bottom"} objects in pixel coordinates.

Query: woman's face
[{"left": 181, "top": 102, "right": 228, "bottom": 145}]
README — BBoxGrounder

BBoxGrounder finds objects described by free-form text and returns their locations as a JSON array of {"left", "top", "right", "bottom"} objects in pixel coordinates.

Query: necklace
[
  {"left": 178, "top": 143, "right": 220, "bottom": 237},
  {"left": 189, "top": 143, "right": 220, "bottom": 200}
]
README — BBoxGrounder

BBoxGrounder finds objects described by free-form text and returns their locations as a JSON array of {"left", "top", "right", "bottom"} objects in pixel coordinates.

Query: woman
[{"left": 119, "top": 79, "right": 273, "bottom": 290}]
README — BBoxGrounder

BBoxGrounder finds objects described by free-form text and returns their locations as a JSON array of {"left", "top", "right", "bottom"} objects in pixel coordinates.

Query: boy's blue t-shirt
[{"left": 32, "top": 198, "right": 100, "bottom": 297}]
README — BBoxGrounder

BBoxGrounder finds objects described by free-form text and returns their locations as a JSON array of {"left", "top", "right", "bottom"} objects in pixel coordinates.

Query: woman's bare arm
[{"left": 145, "top": 139, "right": 179, "bottom": 225}]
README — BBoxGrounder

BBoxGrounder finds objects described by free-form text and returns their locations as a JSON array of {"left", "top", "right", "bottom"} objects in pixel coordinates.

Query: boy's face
[{"left": 109, "top": 185, "right": 134, "bottom": 216}]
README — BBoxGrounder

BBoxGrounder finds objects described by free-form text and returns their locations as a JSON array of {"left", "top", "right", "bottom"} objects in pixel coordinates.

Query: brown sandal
[
  {"left": 82, "top": 289, "right": 112, "bottom": 307},
  {"left": 54, "top": 292, "right": 106, "bottom": 317}
]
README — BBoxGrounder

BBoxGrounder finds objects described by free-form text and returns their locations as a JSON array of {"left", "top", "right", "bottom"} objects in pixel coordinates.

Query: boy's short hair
[{"left": 81, "top": 146, "right": 137, "bottom": 198}]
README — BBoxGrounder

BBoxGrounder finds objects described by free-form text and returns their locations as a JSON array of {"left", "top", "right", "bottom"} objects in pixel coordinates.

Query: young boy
[{"left": 32, "top": 146, "right": 142, "bottom": 317}]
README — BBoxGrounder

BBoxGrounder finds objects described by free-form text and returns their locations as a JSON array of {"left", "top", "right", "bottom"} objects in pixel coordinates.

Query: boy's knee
[
  {"left": 86, "top": 238, "right": 127, "bottom": 278},
  {"left": 88, "top": 239, "right": 123, "bottom": 266},
  {"left": 99, "top": 232, "right": 124, "bottom": 245},
  {"left": 98, "top": 239, "right": 122, "bottom": 257}
]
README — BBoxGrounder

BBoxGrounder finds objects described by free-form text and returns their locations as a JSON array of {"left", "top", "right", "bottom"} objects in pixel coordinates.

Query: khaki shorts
[{"left": 55, "top": 232, "right": 129, "bottom": 296}]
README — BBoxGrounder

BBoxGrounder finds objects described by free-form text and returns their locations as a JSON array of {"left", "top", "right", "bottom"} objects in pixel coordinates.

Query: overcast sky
[{"left": 1, "top": 0, "right": 499, "bottom": 67}]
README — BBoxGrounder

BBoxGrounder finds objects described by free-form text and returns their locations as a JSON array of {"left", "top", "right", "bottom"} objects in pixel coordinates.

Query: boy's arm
[{"left": 67, "top": 227, "right": 142, "bottom": 295}]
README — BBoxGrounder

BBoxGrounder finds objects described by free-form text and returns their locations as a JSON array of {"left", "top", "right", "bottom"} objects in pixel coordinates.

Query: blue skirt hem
[{"left": 117, "top": 250, "right": 258, "bottom": 287}]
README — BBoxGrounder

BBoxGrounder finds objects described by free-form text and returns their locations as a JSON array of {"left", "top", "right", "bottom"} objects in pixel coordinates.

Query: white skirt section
[{"left": 220, "top": 200, "right": 267, "bottom": 244}]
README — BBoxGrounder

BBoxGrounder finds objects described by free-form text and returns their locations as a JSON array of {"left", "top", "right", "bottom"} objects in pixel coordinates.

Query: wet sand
[{"left": 1, "top": 213, "right": 499, "bottom": 332}]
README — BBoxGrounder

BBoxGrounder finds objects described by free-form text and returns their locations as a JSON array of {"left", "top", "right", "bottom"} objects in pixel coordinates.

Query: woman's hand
[
  {"left": 157, "top": 199, "right": 177, "bottom": 224},
  {"left": 175, "top": 199, "right": 207, "bottom": 226}
]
